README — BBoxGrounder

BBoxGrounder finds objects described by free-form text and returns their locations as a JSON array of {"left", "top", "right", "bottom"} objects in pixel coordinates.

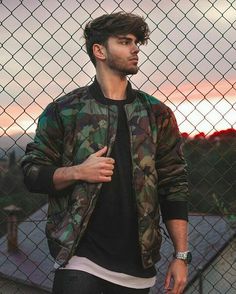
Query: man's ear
[{"left": 93, "top": 44, "right": 106, "bottom": 61}]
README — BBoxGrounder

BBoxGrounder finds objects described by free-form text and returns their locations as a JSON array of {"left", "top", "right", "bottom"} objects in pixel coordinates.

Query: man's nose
[{"left": 131, "top": 43, "right": 140, "bottom": 53}]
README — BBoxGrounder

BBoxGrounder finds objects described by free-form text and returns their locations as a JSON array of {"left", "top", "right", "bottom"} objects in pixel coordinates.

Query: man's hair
[{"left": 84, "top": 12, "right": 150, "bottom": 65}]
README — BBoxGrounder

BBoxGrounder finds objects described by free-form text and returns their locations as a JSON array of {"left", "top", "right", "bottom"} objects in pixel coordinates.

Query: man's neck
[{"left": 96, "top": 72, "right": 128, "bottom": 101}]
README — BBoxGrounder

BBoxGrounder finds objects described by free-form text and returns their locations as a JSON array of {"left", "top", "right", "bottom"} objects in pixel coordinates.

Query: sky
[{"left": 0, "top": 0, "right": 236, "bottom": 148}]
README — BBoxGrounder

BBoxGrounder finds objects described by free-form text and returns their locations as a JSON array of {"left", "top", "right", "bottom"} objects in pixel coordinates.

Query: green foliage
[{"left": 183, "top": 137, "right": 236, "bottom": 215}]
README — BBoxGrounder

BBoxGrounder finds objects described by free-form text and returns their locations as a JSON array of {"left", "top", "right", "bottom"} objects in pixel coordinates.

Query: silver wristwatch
[{"left": 174, "top": 251, "right": 192, "bottom": 264}]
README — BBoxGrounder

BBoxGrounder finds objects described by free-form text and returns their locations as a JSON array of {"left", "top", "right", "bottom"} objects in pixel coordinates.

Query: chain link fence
[{"left": 0, "top": 0, "right": 236, "bottom": 293}]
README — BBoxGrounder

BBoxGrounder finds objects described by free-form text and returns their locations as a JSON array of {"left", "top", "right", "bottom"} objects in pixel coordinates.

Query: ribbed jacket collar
[{"left": 88, "top": 77, "right": 136, "bottom": 105}]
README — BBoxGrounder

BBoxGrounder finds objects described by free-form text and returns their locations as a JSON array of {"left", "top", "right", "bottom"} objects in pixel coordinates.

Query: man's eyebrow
[
  {"left": 116, "top": 36, "right": 139, "bottom": 42},
  {"left": 117, "top": 36, "right": 132, "bottom": 40}
]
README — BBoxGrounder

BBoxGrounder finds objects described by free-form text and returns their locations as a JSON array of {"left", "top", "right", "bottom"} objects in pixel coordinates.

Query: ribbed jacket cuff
[
  {"left": 161, "top": 201, "right": 188, "bottom": 222},
  {"left": 37, "top": 166, "right": 58, "bottom": 193}
]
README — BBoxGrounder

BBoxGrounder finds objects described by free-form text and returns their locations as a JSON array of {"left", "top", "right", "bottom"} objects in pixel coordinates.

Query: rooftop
[{"left": 0, "top": 205, "right": 234, "bottom": 293}]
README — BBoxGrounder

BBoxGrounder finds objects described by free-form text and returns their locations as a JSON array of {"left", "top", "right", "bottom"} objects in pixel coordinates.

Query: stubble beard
[{"left": 107, "top": 55, "right": 139, "bottom": 76}]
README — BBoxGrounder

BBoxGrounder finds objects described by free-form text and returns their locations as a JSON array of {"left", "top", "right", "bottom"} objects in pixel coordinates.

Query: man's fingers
[
  {"left": 93, "top": 146, "right": 108, "bottom": 157},
  {"left": 79, "top": 147, "right": 115, "bottom": 183},
  {"left": 101, "top": 169, "right": 113, "bottom": 176},
  {"left": 100, "top": 161, "right": 115, "bottom": 169},
  {"left": 164, "top": 271, "right": 171, "bottom": 290},
  {"left": 99, "top": 176, "right": 112, "bottom": 182},
  {"left": 90, "top": 147, "right": 115, "bottom": 166}
]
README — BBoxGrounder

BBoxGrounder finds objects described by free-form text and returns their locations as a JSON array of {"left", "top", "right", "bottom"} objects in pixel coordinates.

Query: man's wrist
[
  {"left": 53, "top": 166, "right": 77, "bottom": 190},
  {"left": 173, "top": 251, "right": 192, "bottom": 264}
]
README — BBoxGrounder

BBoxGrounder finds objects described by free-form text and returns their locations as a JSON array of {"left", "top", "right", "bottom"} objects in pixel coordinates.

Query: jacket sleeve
[
  {"left": 21, "top": 102, "right": 64, "bottom": 194},
  {"left": 156, "top": 107, "right": 189, "bottom": 222}
]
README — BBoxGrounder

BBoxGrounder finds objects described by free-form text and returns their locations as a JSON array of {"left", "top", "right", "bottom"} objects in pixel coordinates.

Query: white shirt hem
[{"left": 57, "top": 256, "right": 156, "bottom": 289}]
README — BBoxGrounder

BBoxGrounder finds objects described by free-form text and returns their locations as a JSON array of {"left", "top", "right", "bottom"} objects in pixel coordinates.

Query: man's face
[{"left": 104, "top": 34, "right": 140, "bottom": 76}]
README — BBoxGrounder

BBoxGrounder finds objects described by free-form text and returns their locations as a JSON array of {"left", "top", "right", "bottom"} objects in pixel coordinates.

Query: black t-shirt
[{"left": 76, "top": 95, "right": 156, "bottom": 278}]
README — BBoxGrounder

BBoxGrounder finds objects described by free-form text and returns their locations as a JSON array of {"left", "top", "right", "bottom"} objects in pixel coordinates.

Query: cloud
[{"left": 0, "top": 0, "right": 235, "bottom": 136}]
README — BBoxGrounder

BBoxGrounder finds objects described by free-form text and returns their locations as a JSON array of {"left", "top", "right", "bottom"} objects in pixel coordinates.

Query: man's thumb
[{"left": 94, "top": 146, "right": 107, "bottom": 157}]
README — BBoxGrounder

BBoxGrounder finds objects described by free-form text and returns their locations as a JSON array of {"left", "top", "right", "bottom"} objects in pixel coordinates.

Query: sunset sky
[{"left": 0, "top": 0, "right": 235, "bottom": 148}]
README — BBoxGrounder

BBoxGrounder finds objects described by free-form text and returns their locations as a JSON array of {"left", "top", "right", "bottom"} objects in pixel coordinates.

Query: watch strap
[{"left": 174, "top": 251, "right": 192, "bottom": 264}]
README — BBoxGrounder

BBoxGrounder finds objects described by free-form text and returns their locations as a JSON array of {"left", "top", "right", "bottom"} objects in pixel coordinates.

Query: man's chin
[{"left": 124, "top": 67, "right": 139, "bottom": 75}]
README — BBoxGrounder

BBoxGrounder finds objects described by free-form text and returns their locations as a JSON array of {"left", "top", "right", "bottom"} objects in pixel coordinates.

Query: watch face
[{"left": 186, "top": 252, "right": 192, "bottom": 264}]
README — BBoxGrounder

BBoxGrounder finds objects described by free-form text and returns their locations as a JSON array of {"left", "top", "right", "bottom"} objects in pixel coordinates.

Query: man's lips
[{"left": 129, "top": 57, "right": 139, "bottom": 62}]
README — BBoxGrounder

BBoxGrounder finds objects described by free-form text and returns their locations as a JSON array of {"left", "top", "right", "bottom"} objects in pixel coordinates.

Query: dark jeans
[{"left": 52, "top": 269, "right": 150, "bottom": 294}]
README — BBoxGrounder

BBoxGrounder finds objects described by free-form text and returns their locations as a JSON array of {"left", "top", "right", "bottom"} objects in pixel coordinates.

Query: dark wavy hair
[{"left": 84, "top": 12, "right": 150, "bottom": 65}]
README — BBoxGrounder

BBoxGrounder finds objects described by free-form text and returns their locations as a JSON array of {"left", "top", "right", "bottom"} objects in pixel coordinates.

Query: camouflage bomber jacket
[{"left": 21, "top": 80, "right": 189, "bottom": 269}]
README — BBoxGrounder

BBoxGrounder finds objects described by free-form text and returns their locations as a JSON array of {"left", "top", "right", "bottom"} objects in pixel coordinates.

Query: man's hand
[
  {"left": 53, "top": 146, "right": 115, "bottom": 190},
  {"left": 164, "top": 259, "right": 188, "bottom": 294},
  {"left": 77, "top": 146, "right": 115, "bottom": 183}
]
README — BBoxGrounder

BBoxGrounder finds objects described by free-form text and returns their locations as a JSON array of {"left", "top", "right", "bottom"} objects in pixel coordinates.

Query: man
[{"left": 21, "top": 12, "right": 190, "bottom": 294}]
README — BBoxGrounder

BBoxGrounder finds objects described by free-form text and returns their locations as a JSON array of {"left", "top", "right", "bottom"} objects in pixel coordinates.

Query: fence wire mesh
[{"left": 0, "top": 0, "right": 236, "bottom": 293}]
